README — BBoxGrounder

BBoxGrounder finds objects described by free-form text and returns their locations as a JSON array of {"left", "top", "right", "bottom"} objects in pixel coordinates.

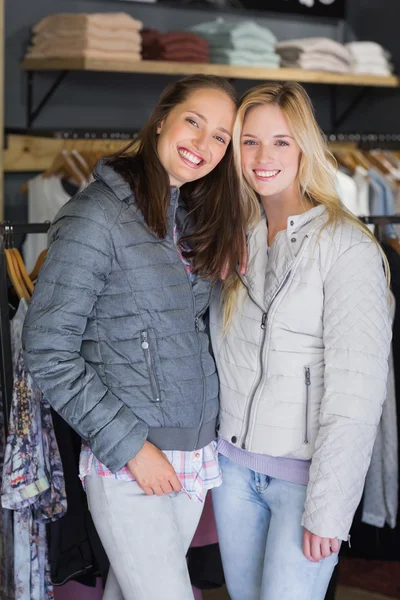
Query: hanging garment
[
  {"left": 334, "top": 168, "right": 359, "bottom": 215},
  {"left": 362, "top": 293, "right": 398, "bottom": 529},
  {"left": 23, "top": 176, "right": 76, "bottom": 273},
  {"left": 1, "top": 301, "right": 67, "bottom": 600},
  {"left": 0, "top": 400, "right": 14, "bottom": 600},
  {"left": 369, "top": 169, "right": 397, "bottom": 238},
  {"left": 47, "top": 409, "right": 109, "bottom": 587},
  {"left": 342, "top": 243, "right": 400, "bottom": 561}
]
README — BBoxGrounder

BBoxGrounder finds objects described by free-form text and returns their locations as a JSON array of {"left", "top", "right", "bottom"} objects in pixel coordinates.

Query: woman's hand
[
  {"left": 127, "top": 441, "right": 182, "bottom": 496},
  {"left": 303, "top": 528, "right": 340, "bottom": 562}
]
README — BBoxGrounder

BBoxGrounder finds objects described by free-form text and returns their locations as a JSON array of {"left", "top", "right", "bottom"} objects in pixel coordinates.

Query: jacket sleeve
[
  {"left": 302, "top": 240, "right": 392, "bottom": 541},
  {"left": 22, "top": 195, "right": 149, "bottom": 473}
]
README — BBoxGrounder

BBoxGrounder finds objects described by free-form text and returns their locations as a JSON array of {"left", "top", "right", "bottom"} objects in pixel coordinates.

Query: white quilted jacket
[{"left": 210, "top": 205, "right": 391, "bottom": 541}]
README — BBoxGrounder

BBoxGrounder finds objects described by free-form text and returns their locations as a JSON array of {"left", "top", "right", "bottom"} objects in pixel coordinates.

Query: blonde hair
[{"left": 223, "top": 81, "right": 389, "bottom": 328}]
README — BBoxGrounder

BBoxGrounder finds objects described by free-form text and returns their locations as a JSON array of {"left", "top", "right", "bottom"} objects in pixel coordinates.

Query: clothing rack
[
  {"left": 360, "top": 215, "right": 400, "bottom": 241},
  {"left": 0, "top": 221, "right": 50, "bottom": 435},
  {"left": 4, "top": 128, "right": 139, "bottom": 173},
  {"left": 328, "top": 133, "right": 400, "bottom": 150}
]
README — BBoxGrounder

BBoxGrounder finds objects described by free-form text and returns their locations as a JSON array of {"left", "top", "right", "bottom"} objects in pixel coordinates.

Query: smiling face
[
  {"left": 241, "top": 103, "right": 302, "bottom": 203},
  {"left": 156, "top": 87, "right": 236, "bottom": 188}
]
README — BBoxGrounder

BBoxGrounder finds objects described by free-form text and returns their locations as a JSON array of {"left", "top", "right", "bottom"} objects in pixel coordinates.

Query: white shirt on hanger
[
  {"left": 334, "top": 168, "right": 359, "bottom": 216},
  {"left": 23, "top": 175, "right": 78, "bottom": 272}
]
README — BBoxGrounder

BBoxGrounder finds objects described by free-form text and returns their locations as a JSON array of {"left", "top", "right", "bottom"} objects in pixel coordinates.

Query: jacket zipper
[
  {"left": 238, "top": 233, "right": 311, "bottom": 450},
  {"left": 141, "top": 331, "right": 161, "bottom": 402},
  {"left": 240, "top": 269, "right": 292, "bottom": 449},
  {"left": 304, "top": 367, "right": 311, "bottom": 444}
]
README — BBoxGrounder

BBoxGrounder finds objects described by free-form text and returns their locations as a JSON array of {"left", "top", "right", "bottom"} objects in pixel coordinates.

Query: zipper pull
[
  {"left": 141, "top": 331, "right": 149, "bottom": 349},
  {"left": 261, "top": 313, "right": 267, "bottom": 330},
  {"left": 195, "top": 317, "right": 199, "bottom": 333},
  {"left": 305, "top": 367, "right": 311, "bottom": 386}
]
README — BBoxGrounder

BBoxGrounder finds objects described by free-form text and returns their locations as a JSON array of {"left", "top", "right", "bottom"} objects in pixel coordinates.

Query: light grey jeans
[{"left": 85, "top": 467, "right": 204, "bottom": 600}]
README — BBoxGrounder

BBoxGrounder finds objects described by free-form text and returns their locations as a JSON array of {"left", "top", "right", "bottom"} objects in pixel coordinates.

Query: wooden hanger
[
  {"left": 5, "top": 249, "right": 30, "bottom": 301},
  {"left": 71, "top": 149, "right": 92, "bottom": 183},
  {"left": 387, "top": 235, "right": 400, "bottom": 255},
  {"left": 42, "top": 149, "right": 85, "bottom": 185},
  {"left": 29, "top": 249, "right": 48, "bottom": 282},
  {"left": 382, "top": 150, "right": 400, "bottom": 169},
  {"left": 11, "top": 248, "right": 34, "bottom": 295},
  {"left": 333, "top": 149, "right": 358, "bottom": 173},
  {"left": 363, "top": 150, "right": 392, "bottom": 176},
  {"left": 349, "top": 148, "right": 371, "bottom": 171},
  {"left": 371, "top": 150, "right": 400, "bottom": 181}
]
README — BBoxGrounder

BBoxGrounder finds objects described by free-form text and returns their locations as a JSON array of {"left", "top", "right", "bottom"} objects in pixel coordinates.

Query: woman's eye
[
  {"left": 276, "top": 140, "right": 289, "bottom": 146},
  {"left": 243, "top": 140, "right": 257, "bottom": 145},
  {"left": 186, "top": 118, "right": 199, "bottom": 128},
  {"left": 215, "top": 135, "right": 226, "bottom": 144}
]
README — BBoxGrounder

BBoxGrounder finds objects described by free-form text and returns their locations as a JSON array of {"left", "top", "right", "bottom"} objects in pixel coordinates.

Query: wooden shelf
[{"left": 21, "top": 57, "right": 400, "bottom": 88}]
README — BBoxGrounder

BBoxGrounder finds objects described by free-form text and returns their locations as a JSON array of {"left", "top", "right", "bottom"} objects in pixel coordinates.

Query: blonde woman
[{"left": 210, "top": 82, "right": 391, "bottom": 600}]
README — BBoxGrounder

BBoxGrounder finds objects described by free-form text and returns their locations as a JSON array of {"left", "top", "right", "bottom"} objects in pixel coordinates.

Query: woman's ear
[{"left": 157, "top": 121, "right": 164, "bottom": 135}]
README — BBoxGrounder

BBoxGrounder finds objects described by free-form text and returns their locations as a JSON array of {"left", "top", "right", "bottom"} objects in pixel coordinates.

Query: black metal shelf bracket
[
  {"left": 329, "top": 85, "right": 370, "bottom": 132},
  {"left": 26, "top": 70, "right": 69, "bottom": 128}
]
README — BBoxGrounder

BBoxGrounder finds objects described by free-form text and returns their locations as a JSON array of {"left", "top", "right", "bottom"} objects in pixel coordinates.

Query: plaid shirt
[{"left": 79, "top": 442, "right": 222, "bottom": 502}]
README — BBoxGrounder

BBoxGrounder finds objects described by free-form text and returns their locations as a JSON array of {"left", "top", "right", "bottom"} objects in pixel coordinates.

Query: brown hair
[{"left": 107, "top": 74, "right": 244, "bottom": 280}]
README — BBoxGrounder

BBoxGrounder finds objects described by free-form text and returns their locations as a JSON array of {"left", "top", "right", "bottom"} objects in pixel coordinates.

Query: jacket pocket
[
  {"left": 140, "top": 331, "right": 161, "bottom": 403},
  {"left": 304, "top": 367, "right": 311, "bottom": 444}
]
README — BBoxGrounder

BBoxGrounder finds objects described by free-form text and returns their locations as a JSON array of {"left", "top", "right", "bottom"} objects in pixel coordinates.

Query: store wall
[{"left": 4, "top": 0, "right": 400, "bottom": 217}]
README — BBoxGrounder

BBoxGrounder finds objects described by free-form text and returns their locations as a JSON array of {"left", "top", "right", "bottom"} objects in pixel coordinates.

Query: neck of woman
[{"left": 262, "top": 192, "right": 312, "bottom": 246}]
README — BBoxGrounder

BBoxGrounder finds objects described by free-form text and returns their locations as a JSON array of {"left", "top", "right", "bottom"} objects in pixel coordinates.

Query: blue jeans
[{"left": 212, "top": 455, "right": 339, "bottom": 600}]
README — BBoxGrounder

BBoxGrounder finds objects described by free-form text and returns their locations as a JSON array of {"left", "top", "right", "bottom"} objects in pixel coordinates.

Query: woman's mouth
[
  {"left": 178, "top": 147, "right": 205, "bottom": 169},
  {"left": 253, "top": 169, "right": 281, "bottom": 181}
]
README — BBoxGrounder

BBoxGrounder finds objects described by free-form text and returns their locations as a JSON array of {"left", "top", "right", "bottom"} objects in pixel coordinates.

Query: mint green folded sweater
[
  {"left": 211, "top": 49, "right": 280, "bottom": 67},
  {"left": 190, "top": 19, "right": 277, "bottom": 52}
]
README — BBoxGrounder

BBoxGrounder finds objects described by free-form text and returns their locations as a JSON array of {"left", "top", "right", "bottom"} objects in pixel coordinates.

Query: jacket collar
[
  {"left": 94, "top": 157, "right": 181, "bottom": 208},
  {"left": 242, "top": 204, "right": 327, "bottom": 312}
]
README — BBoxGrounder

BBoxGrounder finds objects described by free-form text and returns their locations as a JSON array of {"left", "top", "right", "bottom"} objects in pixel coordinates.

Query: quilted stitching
[{"left": 210, "top": 214, "right": 391, "bottom": 541}]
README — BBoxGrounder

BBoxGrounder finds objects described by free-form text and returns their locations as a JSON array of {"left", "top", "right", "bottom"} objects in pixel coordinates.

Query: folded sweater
[
  {"left": 33, "top": 12, "right": 143, "bottom": 34},
  {"left": 212, "top": 48, "right": 280, "bottom": 67},
  {"left": 276, "top": 37, "right": 352, "bottom": 65},
  {"left": 25, "top": 48, "right": 142, "bottom": 61},
  {"left": 191, "top": 19, "right": 276, "bottom": 52},
  {"left": 281, "top": 55, "right": 349, "bottom": 73},
  {"left": 31, "top": 37, "right": 142, "bottom": 54},
  {"left": 32, "top": 28, "right": 142, "bottom": 45},
  {"left": 346, "top": 41, "right": 391, "bottom": 60}
]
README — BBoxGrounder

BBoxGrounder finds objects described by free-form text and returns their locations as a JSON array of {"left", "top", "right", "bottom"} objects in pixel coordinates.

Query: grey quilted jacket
[
  {"left": 210, "top": 205, "right": 391, "bottom": 541},
  {"left": 22, "top": 159, "right": 218, "bottom": 472}
]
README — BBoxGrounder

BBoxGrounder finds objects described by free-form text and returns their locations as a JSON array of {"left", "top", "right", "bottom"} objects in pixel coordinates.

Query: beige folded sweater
[
  {"left": 33, "top": 12, "right": 143, "bottom": 34},
  {"left": 31, "top": 37, "right": 142, "bottom": 54},
  {"left": 32, "top": 27, "right": 142, "bottom": 45},
  {"left": 25, "top": 48, "right": 142, "bottom": 61}
]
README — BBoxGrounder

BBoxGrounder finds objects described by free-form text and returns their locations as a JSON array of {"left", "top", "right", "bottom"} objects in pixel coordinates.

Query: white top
[{"left": 23, "top": 176, "right": 76, "bottom": 272}]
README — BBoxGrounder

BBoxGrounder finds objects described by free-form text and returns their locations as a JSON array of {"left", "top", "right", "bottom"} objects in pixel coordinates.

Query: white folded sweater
[
  {"left": 346, "top": 41, "right": 391, "bottom": 61},
  {"left": 276, "top": 37, "right": 352, "bottom": 65}
]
